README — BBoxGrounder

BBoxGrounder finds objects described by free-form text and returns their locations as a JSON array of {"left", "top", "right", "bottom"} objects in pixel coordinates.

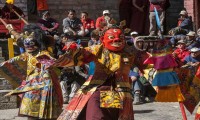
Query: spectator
[
  {"left": 126, "top": 31, "right": 139, "bottom": 46},
  {"left": 87, "top": 30, "right": 101, "bottom": 76},
  {"left": 63, "top": 9, "right": 86, "bottom": 37},
  {"left": 54, "top": 33, "right": 74, "bottom": 58},
  {"left": 184, "top": 47, "right": 200, "bottom": 67},
  {"left": 88, "top": 30, "right": 101, "bottom": 47},
  {"left": 169, "top": 10, "right": 193, "bottom": 36},
  {"left": 130, "top": 0, "right": 149, "bottom": 35},
  {"left": 80, "top": 12, "right": 95, "bottom": 36},
  {"left": 95, "top": 10, "right": 116, "bottom": 31},
  {"left": 119, "top": 0, "right": 132, "bottom": 28},
  {"left": 173, "top": 39, "right": 190, "bottom": 66},
  {"left": 196, "top": 28, "right": 200, "bottom": 42},
  {"left": 178, "top": 10, "right": 193, "bottom": 32},
  {"left": 149, "top": 0, "right": 170, "bottom": 36},
  {"left": 1, "top": 0, "right": 25, "bottom": 19},
  {"left": 185, "top": 31, "right": 200, "bottom": 50},
  {"left": 68, "top": 66, "right": 88, "bottom": 100},
  {"left": 129, "top": 66, "right": 142, "bottom": 105},
  {"left": 60, "top": 65, "right": 88, "bottom": 103},
  {"left": 169, "top": 34, "right": 186, "bottom": 47},
  {"left": 59, "top": 68, "right": 72, "bottom": 104},
  {"left": 37, "top": 11, "right": 59, "bottom": 36}
]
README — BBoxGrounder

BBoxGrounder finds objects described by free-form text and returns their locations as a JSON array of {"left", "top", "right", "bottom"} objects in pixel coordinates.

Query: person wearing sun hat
[
  {"left": 185, "top": 31, "right": 200, "bottom": 50},
  {"left": 168, "top": 10, "right": 193, "bottom": 36},
  {"left": 182, "top": 46, "right": 200, "bottom": 120},
  {"left": 95, "top": 10, "right": 116, "bottom": 31},
  {"left": 1, "top": 0, "right": 25, "bottom": 19},
  {"left": 177, "top": 10, "right": 193, "bottom": 33},
  {"left": 173, "top": 39, "right": 190, "bottom": 65},
  {"left": 184, "top": 47, "right": 200, "bottom": 65},
  {"left": 125, "top": 31, "right": 139, "bottom": 46}
]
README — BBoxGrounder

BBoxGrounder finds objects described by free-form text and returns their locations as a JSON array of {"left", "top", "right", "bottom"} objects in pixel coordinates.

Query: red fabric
[
  {"left": 49, "top": 70, "right": 63, "bottom": 107},
  {"left": 177, "top": 20, "right": 183, "bottom": 27},
  {"left": 95, "top": 16, "right": 106, "bottom": 30},
  {"left": 119, "top": 0, "right": 132, "bottom": 28},
  {"left": 173, "top": 48, "right": 190, "bottom": 62},
  {"left": 195, "top": 113, "right": 200, "bottom": 120},
  {"left": 195, "top": 66, "right": 200, "bottom": 79},
  {"left": 62, "top": 42, "right": 78, "bottom": 51},
  {"left": 130, "top": 0, "right": 149, "bottom": 35},
  {"left": 149, "top": 0, "right": 170, "bottom": 12},
  {"left": 79, "top": 87, "right": 120, "bottom": 120},
  {"left": 37, "top": 0, "right": 48, "bottom": 10},
  {"left": 81, "top": 18, "right": 95, "bottom": 29}
]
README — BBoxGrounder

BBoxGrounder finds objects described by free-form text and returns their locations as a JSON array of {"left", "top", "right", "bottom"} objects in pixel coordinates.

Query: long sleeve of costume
[
  {"left": 0, "top": 51, "right": 63, "bottom": 119},
  {"left": 53, "top": 45, "right": 100, "bottom": 68},
  {"left": 0, "top": 54, "right": 27, "bottom": 88},
  {"left": 75, "top": 66, "right": 88, "bottom": 79}
]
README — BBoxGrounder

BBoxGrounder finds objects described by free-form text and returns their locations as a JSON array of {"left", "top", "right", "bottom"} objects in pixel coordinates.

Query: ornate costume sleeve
[
  {"left": 0, "top": 54, "right": 27, "bottom": 88},
  {"left": 53, "top": 45, "right": 102, "bottom": 68}
]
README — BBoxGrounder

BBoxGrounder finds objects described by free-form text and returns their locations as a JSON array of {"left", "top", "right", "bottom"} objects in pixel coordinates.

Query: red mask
[{"left": 102, "top": 28, "right": 125, "bottom": 52}]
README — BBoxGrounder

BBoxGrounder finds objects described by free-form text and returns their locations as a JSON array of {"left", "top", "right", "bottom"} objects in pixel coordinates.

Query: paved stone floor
[
  {"left": 134, "top": 102, "right": 195, "bottom": 120},
  {"left": 0, "top": 102, "right": 197, "bottom": 120}
]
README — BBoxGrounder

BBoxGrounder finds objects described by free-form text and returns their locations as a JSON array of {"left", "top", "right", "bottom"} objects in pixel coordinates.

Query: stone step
[
  {"left": 12, "top": 116, "right": 28, "bottom": 120},
  {"left": 0, "top": 108, "right": 18, "bottom": 120},
  {"left": 0, "top": 90, "right": 18, "bottom": 110}
]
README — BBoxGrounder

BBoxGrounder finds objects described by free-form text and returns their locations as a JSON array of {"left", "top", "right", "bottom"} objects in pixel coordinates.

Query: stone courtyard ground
[{"left": 0, "top": 102, "right": 197, "bottom": 120}]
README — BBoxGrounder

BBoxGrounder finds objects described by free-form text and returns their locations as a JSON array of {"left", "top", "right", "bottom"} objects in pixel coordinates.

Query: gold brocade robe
[{"left": 54, "top": 44, "right": 136, "bottom": 120}]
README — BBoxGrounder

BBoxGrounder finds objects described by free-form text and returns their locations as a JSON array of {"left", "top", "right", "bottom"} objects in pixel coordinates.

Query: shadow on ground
[{"left": 134, "top": 110, "right": 154, "bottom": 114}]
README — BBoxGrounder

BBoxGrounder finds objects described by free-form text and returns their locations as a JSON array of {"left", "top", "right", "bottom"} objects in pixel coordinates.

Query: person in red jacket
[
  {"left": 173, "top": 39, "right": 190, "bottom": 66},
  {"left": 80, "top": 12, "right": 95, "bottom": 36},
  {"left": 95, "top": 10, "right": 116, "bottom": 31}
]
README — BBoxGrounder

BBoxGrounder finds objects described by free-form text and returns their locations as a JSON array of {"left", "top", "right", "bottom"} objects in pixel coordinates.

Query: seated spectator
[
  {"left": 169, "top": 10, "right": 193, "bottom": 36},
  {"left": 80, "top": 12, "right": 95, "bottom": 36},
  {"left": 169, "top": 34, "right": 186, "bottom": 47},
  {"left": 95, "top": 10, "right": 116, "bottom": 31},
  {"left": 1, "top": 0, "right": 25, "bottom": 19},
  {"left": 60, "top": 65, "right": 88, "bottom": 103},
  {"left": 183, "top": 47, "right": 200, "bottom": 68},
  {"left": 88, "top": 30, "right": 101, "bottom": 46},
  {"left": 178, "top": 10, "right": 193, "bottom": 32},
  {"left": 54, "top": 33, "right": 74, "bottom": 58},
  {"left": 63, "top": 9, "right": 86, "bottom": 37},
  {"left": 173, "top": 40, "right": 190, "bottom": 66},
  {"left": 196, "top": 28, "right": 200, "bottom": 42},
  {"left": 129, "top": 66, "right": 142, "bottom": 105},
  {"left": 185, "top": 31, "right": 200, "bottom": 50},
  {"left": 37, "top": 11, "right": 59, "bottom": 36},
  {"left": 127, "top": 31, "right": 139, "bottom": 45}
]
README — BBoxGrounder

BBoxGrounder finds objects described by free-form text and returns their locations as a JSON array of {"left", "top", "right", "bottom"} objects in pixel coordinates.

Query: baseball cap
[
  {"left": 190, "top": 47, "right": 200, "bottom": 52},
  {"left": 130, "top": 31, "right": 138, "bottom": 36},
  {"left": 179, "top": 10, "right": 188, "bottom": 16},
  {"left": 186, "top": 31, "right": 196, "bottom": 36},
  {"left": 103, "top": 10, "right": 110, "bottom": 15}
]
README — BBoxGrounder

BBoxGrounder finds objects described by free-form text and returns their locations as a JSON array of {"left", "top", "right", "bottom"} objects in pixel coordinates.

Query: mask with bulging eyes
[
  {"left": 102, "top": 28, "right": 125, "bottom": 52},
  {"left": 23, "top": 32, "right": 39, "bottom": 53}
]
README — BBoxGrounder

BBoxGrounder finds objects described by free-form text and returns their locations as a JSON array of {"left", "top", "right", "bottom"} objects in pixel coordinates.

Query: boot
[{"left": 133, "top": 93, "right": 141, "bottom": 105}]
